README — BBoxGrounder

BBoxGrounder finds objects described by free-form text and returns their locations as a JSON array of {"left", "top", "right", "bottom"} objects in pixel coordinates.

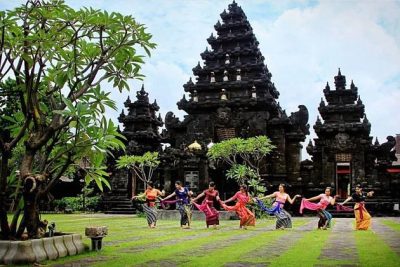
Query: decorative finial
[
  {"left": 357, "top": 96, "right": 362, "bottom": 105},
  {"left": 374, "top": 137, "right": 380, "bottom": 146},
  {"left": 325, "top": 82, "right": 330, "bottom": 90},
  {"left": 351, "top": 80, "right": 356, "bottom": 89},
  {"left": 338, "top": 68, "right": 342, "bottom": 76},
  {"left": 319, "top": 97, "right": 325, "bottom": 107}
]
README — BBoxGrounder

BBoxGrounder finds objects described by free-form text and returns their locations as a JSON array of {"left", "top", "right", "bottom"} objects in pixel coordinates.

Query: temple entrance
[{"left": 335, "top": 162, "right": 351, "bottom": 198}]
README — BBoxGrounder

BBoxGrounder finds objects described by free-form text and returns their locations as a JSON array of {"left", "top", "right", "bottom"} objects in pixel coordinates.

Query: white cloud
[{"left": 2, "top": 0, "right": 399, "bottom": 159}]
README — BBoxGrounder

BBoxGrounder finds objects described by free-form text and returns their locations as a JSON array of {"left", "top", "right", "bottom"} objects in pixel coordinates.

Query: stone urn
[{"left": 85, "top": 226, "right": 108, "bottom": 251}]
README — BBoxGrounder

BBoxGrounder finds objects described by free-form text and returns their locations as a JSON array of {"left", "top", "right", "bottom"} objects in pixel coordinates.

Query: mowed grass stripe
[
  {"left": 181, "top": 219, "right": 311, "bottom": 267},
  {"left": 355, "top": 230, "right": 400, "bottom": 267},
  {"left": 48, "top": 221, "right": 217, "bottom": 265},
  {"left": 268, "top": 229, "right": 331, "bottom": 267},
  {"left": 93, "top": 221, "right": 277, "bottom": 267},
  {"left": 381, "top": 219, "right": 400, "bottom": 232}
]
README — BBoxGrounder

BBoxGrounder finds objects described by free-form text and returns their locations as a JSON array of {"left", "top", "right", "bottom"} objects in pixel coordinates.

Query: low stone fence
[
  {"left": 0, "top": 233, "right": 85, "bottom": 265},
  {"left": 157, "top": 210, "right": 237, "bottom": 220}
]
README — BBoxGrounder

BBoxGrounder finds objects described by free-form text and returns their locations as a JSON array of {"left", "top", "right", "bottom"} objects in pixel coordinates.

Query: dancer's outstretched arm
[
  {"left": 257, "top": 192, "right": 276, "bottom": 200},
  {"left": 287, "top": 194, "right": 301, "bottom": 204},
  {"left": 340, "top": 196, "right": 353, "bottom": 205},
  {"left": 162, "top": 192, "right": 176, "bottom": 201},
  {"left": 223, "top": 193, "right": 238, "bottom": 204},
  {"left": 191, "top": 192, "right": 205, "bottom": 203},
  {"left": 306, "top": 195, "right": 321, "bottom": 202}
]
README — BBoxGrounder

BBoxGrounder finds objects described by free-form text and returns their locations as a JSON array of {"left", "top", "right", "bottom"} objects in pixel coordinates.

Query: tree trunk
[
  {"left": 0, "top": 151, "right": 11, "bottom": 239},
  {"left": 19, "top": 148, "right": 40, "bottom": 239}
]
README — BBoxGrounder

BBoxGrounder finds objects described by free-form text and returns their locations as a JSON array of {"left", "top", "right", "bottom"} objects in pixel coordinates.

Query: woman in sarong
[
  {"left": 220, "top": 184, "right": 255, "bottom": 229},
  {"left": 162, "top": 181, "right": 193, "bottom": 229},
  {"left": 300, "top": 187, "right": 337, "bottom": 229},
  {"left": 132, "top": 181, "right": 164, "bottom": 228},
  {"left": 340, "top": 184, "right": 374, "bottom": 230},
  {"left": 191, "top": 181, "right": 221, "bottom": 228},
  {"left": 256, "top": 184, "right": 301, "bottom": 229}
]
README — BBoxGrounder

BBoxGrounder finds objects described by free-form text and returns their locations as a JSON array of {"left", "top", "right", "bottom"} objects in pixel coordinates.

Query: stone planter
[
  {"left": 0, "top": 233, "right": 85, "bottom": 265},
  {"left": 85, "top": 226, "right": 108, "bottom": 251}
]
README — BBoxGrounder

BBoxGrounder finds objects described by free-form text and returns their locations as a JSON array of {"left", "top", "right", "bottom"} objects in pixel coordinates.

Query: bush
[{"left": 53, "top": 195, "right": 101, "bottom": 212}]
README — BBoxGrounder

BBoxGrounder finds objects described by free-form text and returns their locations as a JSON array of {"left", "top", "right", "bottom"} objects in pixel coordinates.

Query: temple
[
  {"left": 160, "top": 0, "right": 309, "bottom": 194},
  {"left": 103, "top": 1, "right": 399, "bottom": 213},
  {"left": 302, "top": 70, "right": 399, "bottom": 204}
]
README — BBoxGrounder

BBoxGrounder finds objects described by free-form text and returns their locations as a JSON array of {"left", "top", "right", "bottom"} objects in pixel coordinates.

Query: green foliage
[
  {"left": 207, "top": 136, "right": 274, "bottom": 195},
  {"left": 116, "top": 152, "right": 160, "bottom": 183},
  {"left": 53, "top": 195, "right": 101, "bottom": 212},
  {"left": 0, "top": 0, "right": 155, "bottom": 193}
]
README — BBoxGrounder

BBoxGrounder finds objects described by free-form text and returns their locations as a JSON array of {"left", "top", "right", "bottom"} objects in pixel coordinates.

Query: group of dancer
[{"left": 132, "top": 181, "right": 374, "bottom": 231}]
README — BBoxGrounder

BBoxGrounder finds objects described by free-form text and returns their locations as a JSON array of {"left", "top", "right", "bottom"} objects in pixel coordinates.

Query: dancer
[
  {"left": 256, "top": 184, "right": 301, "bottom": 229},
  {"left": 191, "top": 181, "right": 221, "bottom": 228},
  {"left": 340, "top": 184, "right": 374, "bottom": 230},
  {"left": 162, "top": 181, "right": 193, "bottom": 229},
  {"left": 220, "top": 184, "right": 255, "bottom": 229},
  {"left": 131, "top": 181, "right": 164, "bottom": 228},
  {"left": 300, "top": 187, "right": 337, "bottom": 229}
]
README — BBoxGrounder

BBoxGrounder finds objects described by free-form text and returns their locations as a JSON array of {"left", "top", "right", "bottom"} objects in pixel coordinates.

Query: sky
[{"left": 1, "top": 0, "right": 399, "bottom": 159}]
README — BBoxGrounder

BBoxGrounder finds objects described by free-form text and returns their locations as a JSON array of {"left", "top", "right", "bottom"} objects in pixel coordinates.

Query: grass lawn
[{"left": 5, "top": 213, "right": 400, "bottom": 267}]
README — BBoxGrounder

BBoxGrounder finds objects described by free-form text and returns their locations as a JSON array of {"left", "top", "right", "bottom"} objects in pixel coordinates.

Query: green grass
[
  {"left": 355, "top": 230, "right": 399, "bottom": 267},
  {"left": 4, "top": 214, "right": 400, "bottom": 267},
  {"left": 381, "top": 218, "right": 400, "bottom": 232}
]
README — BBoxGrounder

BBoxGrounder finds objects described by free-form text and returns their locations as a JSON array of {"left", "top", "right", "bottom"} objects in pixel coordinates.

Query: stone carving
[{"left": 289, "top": 105, "right": 310, "bottom": 135}]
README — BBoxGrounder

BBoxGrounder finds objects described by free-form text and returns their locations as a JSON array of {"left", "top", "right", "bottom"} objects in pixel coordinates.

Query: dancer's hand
[
  {"left": 295, "top": 194, "right": 301, "bottom": 198},
  {"left": 131, "top": 196, "right": 136, "bottom": 200}
]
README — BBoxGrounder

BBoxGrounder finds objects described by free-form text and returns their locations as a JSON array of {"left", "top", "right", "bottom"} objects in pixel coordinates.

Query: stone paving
[
  {"left": 371, "top": 218, "right": 400, "bottom": 255},
  {"left": 317, "top": 218, "right": 359, "bottom": 266}
]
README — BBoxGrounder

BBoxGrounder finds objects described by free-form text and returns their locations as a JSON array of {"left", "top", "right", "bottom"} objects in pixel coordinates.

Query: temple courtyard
[{"left": 12, "top": 214, "right": 399, "bottom": 267}]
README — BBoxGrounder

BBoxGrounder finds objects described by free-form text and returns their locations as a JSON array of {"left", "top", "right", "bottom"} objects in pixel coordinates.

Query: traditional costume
[
  {"left": 175, "top": 187, "right": 192, "bottom": 227},
  {"left": 300, "top": 194, "right": 333, "bottom": 228},
  {"left": 352, "top": 192, "right": 371, "bottom": 230},
  {"left": 220, "top": 192, "right": 255, "bottom": 228},
  {"left": 257, "top": 192, "right": 292, "bottom": 229},
  {"left": 193, "top": 189, "right": 219, "bottom": 227}
]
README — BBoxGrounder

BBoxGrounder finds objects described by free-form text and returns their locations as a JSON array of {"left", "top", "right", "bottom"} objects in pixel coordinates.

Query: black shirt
[{"left": 352, "top": 192, "right": 367, "bottom": 203}]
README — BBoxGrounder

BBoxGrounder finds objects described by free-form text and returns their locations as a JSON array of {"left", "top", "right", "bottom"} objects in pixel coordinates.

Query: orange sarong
[
  {"left": 221, "top": 201, "right": 255, "bottom": 227},
  {"left": 354, "top": 202, "right": 371, "bottom": 230}
]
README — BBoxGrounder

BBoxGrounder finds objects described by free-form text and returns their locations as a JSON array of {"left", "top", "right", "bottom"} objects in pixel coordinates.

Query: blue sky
[{"left": 1, "top": 0, "right": 399, "bottom": 159}]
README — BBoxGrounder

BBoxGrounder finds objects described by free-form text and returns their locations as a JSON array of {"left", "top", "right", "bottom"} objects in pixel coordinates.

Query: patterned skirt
[
  {"left": 177, "top": 203, "right": 192, "bottom": 226},
  {"left": 317, "top": 209, "right": 332, "bottom": 228},
  {"left": 142, "top": 204, "right": 158, "bottom": 226},
  {"left": 275, "top": 209, "right": 292, "bottom": 229}
]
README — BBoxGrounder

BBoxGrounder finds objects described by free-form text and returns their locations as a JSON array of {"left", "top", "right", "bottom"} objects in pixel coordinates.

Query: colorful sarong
[
  {"left": 220, "top": 201, "right": 255, "bottom": 227},
  {"left": 193, "top": 200, "right": 219, "bottom": 227},
  {"left": 300, "top": 198, "right": 332, "bottom": 229},
  {"left": 142, "top": 204, "right": 158, "bottom": 226},
  {"left": 160, "top": 200, "right": 192, "bottom": 226},
  {"left": 256, "top": 199, "right": 292, "bottom": 229},
  {"left": 354, "top": 202, "right": 371, "bottom": 230}
]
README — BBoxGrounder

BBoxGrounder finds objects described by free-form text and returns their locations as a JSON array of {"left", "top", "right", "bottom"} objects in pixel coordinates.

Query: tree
[
  {"left": 116, "top": 152, "right": 160, "bottom": 196},
  {"left": 207, "top": 136, "right": 275, "bottom": 195},
  {"left": 0, "top": 0, "right": 155, "bottom": 239}
]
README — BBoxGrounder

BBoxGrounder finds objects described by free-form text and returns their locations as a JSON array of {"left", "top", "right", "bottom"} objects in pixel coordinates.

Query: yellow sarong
[{"left": 354, "top": 202, "right": 371, "bottom": 230}]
